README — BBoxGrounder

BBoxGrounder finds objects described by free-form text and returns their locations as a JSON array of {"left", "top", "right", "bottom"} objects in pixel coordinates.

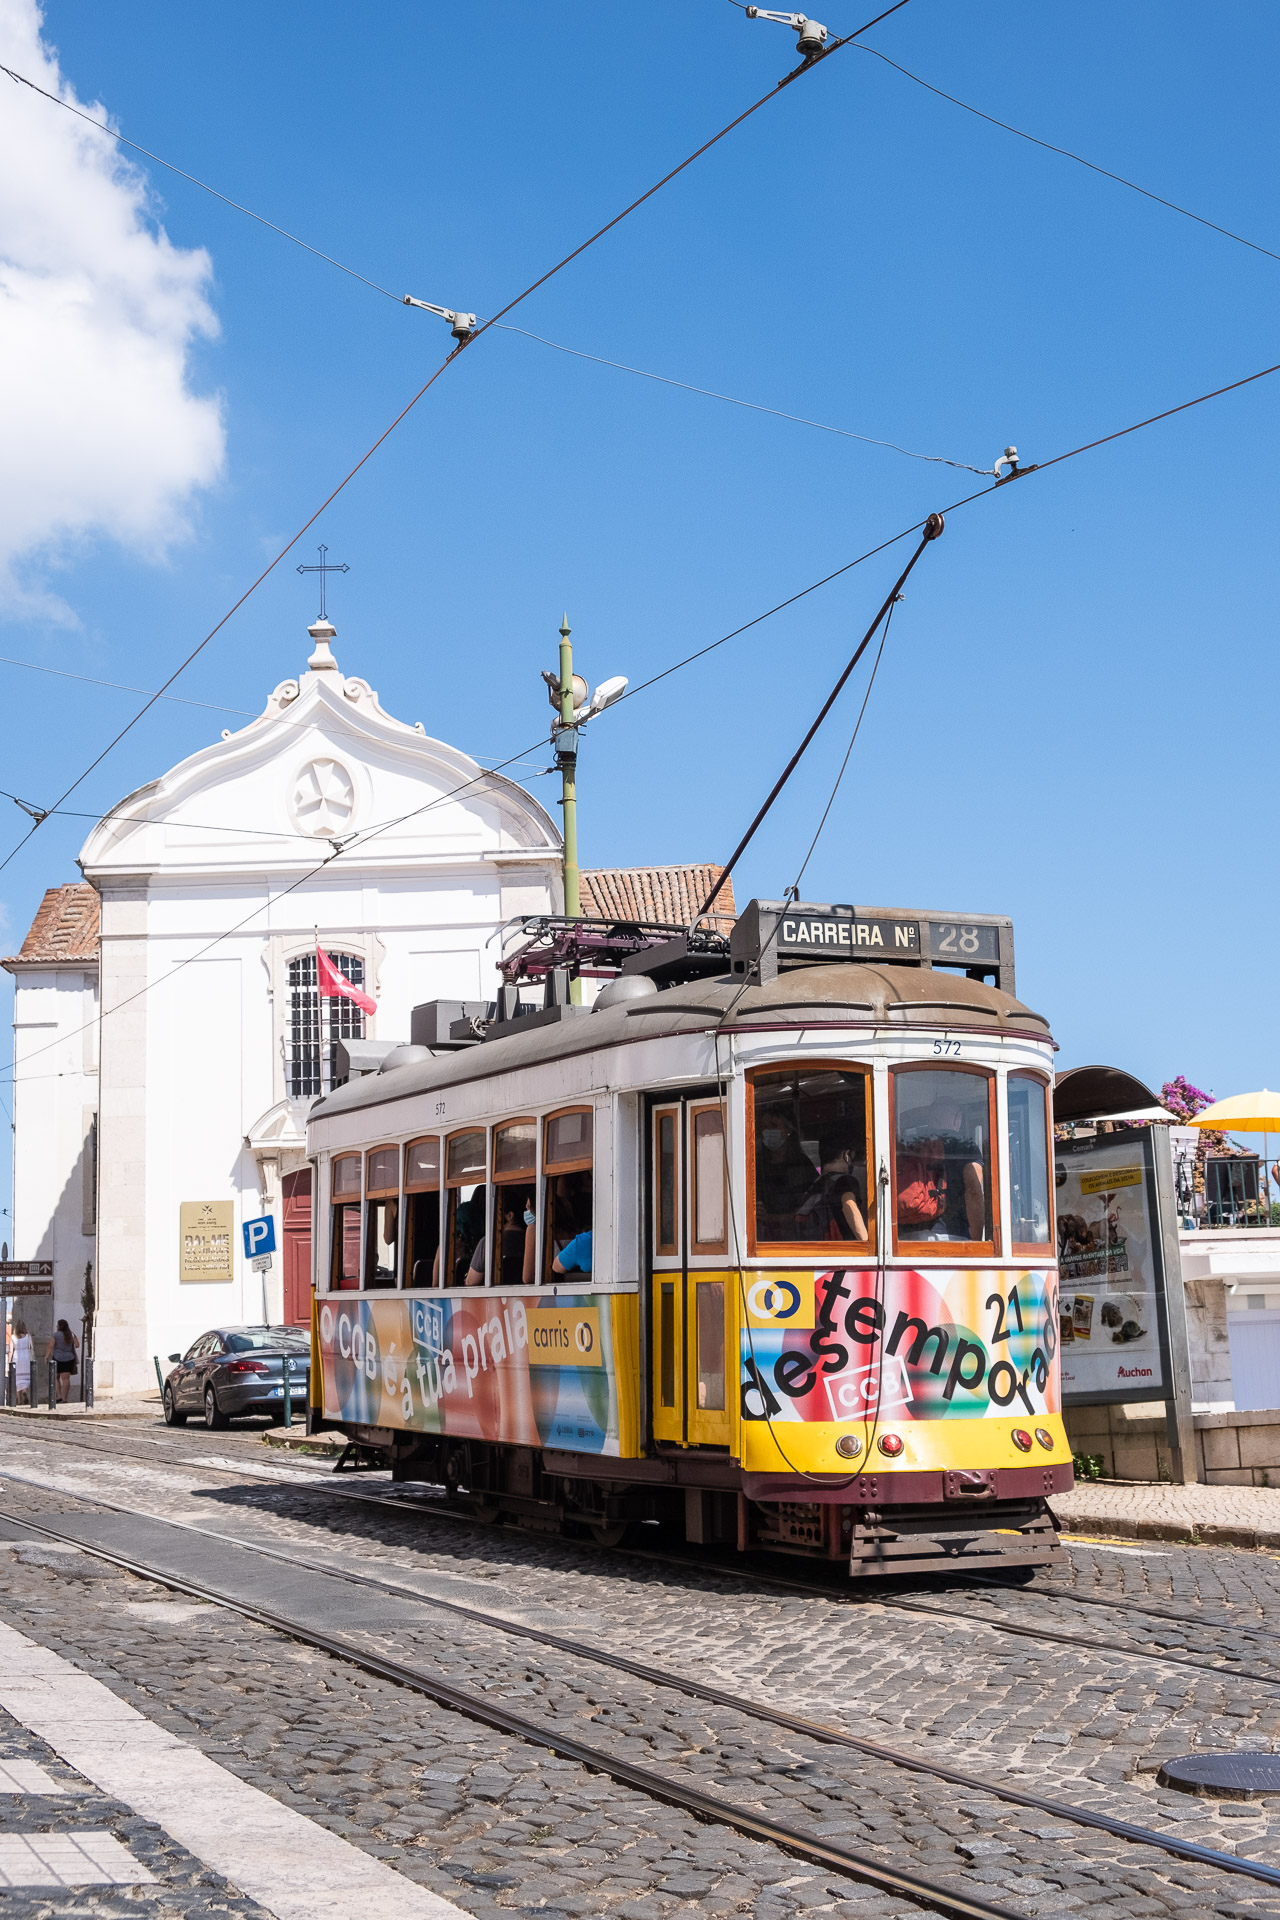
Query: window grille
[{"left": 286, "top": 951, "right": 366, "bottom": 1098}]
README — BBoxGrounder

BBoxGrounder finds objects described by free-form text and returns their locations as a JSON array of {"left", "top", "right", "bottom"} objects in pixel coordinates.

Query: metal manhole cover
[{"left": 1157, "top": 1751, "right": 1280, "bottom": 1798}]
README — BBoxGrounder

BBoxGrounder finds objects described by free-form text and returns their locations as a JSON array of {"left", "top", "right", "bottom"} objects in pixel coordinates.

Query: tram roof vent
[{"left": 728, "top": 899, "right": 1015, "bottom": 995}]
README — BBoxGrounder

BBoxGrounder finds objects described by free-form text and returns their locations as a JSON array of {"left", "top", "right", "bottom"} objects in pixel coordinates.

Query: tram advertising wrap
[
  {"left": 1055, "top": 1132, "right": 1167, "bottom": 1400},
  {"left": 739, "top": 1265, "right": 1059, "bottom": 1471},
  {"left": 318, "top": 1292, "right": 640, "bottom": 1454}
]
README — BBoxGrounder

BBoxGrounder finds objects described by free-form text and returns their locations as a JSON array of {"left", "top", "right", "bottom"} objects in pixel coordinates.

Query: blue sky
[{"left": 1, "top": 0, "right": 1278, "bottom": 1230}]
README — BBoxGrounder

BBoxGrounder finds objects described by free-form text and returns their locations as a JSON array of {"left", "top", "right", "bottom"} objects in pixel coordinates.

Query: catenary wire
[
  {"left": 788, "top": 592, "right": 897, "bottom": 897},
  {"left": 0, "top": 60, "right": 403, "bottom": 301},
  {"left": 854, "top": 42, "right": 1280, "bottom": 267},
  {"left": 6, "top": 352, "right": 1279, "bottom": 1082},
  {"left": 0, "top": 30, "right": 984, "bottom": 481},
  {"left": 0, "top": 655, "right": 258, "bottom": 717},
  {"left": 0, "top": 12, "right": 903, "bottom": 879},
  {"left": 493, "top": 324, "right": 986, "bottom": 471}
]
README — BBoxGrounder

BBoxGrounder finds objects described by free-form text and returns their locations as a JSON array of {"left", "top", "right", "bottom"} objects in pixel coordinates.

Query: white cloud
[{"left": 0, "top": 0, "right": 224, "bottom": 614}]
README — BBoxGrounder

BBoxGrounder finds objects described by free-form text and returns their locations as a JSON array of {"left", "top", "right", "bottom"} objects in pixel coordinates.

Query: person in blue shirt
[{"left": 552, "top": 1230, "right": 592, "bottom": 1276}]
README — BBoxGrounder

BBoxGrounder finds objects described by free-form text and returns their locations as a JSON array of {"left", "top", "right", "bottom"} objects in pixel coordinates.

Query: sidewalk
[
  {"left": 0, "top": 1392, "right": 162, "bottom": 1421},
  {"left": 1053, "top": 1477, "right": 1280, "bottom": 1549}
]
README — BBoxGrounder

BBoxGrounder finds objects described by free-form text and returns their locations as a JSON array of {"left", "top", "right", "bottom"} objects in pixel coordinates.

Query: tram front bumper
[{"left": 848, "top": 1499, "right": 1061, "bottom": 1577}]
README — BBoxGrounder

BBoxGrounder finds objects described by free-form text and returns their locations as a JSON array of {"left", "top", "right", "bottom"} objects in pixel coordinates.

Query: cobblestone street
[{"left": 2, "top": 1416, "right": 1280, "bottom": 1919}]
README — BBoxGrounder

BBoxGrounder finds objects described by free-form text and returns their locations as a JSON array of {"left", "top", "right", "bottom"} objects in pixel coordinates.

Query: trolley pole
[{"left": 554, "top": 614, "right": 583, "bottom": 1003}]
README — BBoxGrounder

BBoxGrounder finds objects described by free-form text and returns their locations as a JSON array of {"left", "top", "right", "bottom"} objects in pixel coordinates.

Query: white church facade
[{"left": 4, "top": 614, "right": 563, "bottom": 1394}]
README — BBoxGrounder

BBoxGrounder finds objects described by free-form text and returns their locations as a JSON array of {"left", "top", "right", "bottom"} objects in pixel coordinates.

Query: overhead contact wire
[{"left": 0, "top": 20, "right": 894, "bottom": 878}]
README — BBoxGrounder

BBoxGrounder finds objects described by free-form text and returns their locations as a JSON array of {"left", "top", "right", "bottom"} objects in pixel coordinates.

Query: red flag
[{"left": 316, "top": 945, "right": 377, "bottom": 1017}]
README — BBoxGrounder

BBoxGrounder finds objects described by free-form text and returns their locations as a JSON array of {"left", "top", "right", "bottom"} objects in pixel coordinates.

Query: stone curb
[{"left": 1055, "top": 1507, "right": 1280, "bottom": 1551}]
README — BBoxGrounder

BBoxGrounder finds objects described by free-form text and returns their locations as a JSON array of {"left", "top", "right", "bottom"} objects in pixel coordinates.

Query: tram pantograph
[{"left": 307, "top": 898, "right": 1069, "bottom": 1577}]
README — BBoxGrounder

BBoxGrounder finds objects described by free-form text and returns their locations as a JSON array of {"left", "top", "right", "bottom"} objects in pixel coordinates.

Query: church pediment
[{"left": 79, "top": 616, "right": 559, "bottom": 876}]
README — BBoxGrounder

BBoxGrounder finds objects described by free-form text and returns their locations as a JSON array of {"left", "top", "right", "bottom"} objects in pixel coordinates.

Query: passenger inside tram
[
  {"left": 546, "top": 1168, "right": 592, "bottom": 1280},
  {"left": 497, "top": 1189, "right": 537, "bottom": 1285},
  {"left": 895, "top": 1073, "right": 991, "bottom": 1243},
  {"left": 753, "top": 1070, "right": 870, "bottom": 1245}
]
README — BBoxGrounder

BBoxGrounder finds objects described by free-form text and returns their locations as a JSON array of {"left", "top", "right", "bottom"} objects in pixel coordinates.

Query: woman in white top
[{"left": 11, "top": 1319, "right": 34, "bottom": 1406}]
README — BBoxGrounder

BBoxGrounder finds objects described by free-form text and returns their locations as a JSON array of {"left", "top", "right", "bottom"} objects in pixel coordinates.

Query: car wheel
[
  {"left": 203, "top": 1384, "right": 229, "bottom": 1430},
  {"left": 162, "top": 1385, "right": 186, "bottom": 1427}
]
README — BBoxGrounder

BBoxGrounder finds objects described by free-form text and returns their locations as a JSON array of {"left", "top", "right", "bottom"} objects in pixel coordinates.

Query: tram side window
[
  {"left": 404, "top": 1136, "right": 441, "bottom": 1287},
  {"left": 1008, "top": 1075, "right": 1051, "bottom": 1248},
  {"left": 752, "top": 1069, "right": 871, "bottom": 1248},
  {"left": 445, "top": 1130, "right": 489, "bottom": 1287},
  {"left": 329, "top": 1154, "right": 362, "bottom": 1290},
  {"left": 493, "top": 1120, "right": 537, "bottom": 1286},
  {"left": 893, "top": 1068, "right": 994, "bottom": 1247},
  {"left": 545, "top": 1109, "right": 593, "bottom": 1282},
  {"left": 363, "top": 1146, "right": 399, "bottom": 1289}
]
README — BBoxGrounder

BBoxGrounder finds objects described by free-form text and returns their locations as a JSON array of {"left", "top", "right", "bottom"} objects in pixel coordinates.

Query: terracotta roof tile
[
  {"left": 579, "top": 864, "right": 735, "bottom": 930},
  {"left": 2, "top": 884, "right": 100, "bottom": 970}
]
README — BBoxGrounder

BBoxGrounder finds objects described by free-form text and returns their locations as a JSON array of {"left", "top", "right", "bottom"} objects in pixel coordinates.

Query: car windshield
[{"left": 223, "top": 1329, "right": 310, "bottom": 1353}]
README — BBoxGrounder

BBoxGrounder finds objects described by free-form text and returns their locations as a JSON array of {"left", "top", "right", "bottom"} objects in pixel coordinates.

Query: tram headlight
[
  {"left": 877, "top": 1433, "right": 904, "bottom": 1458},
  {"left": 835, "top": 1434, "right": 863, "bottom": 1459},
  {"left": 1011, "top": 1428, "right": 1034, "bottom": 1452}
]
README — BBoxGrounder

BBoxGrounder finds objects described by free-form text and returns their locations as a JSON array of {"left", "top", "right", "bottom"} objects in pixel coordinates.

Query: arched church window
[{"left": 287, "top": 951, "right": 366, "bottom": 1098}]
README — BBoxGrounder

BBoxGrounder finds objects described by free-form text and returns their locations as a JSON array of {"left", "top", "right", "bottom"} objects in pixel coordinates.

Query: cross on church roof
[{"left": 296, "top": 544, "right": 349, "bottom": 621}]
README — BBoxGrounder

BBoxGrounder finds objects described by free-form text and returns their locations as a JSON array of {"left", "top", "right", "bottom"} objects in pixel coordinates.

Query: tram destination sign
[
  {"left": 778, "top": 912, "right": 919, "bottom": 957},
  {"left": 731, "top": 900, "right": 1014, "bottom": 992}
]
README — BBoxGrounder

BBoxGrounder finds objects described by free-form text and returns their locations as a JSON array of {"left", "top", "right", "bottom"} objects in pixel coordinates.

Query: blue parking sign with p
[{"left": 242, "top": 1215, "right": 276, "bottom": 1260}]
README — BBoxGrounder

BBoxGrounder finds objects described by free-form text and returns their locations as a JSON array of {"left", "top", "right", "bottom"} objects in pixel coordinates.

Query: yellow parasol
[
  {"left": 1187, "top": 1091, "right": 1280, "bottom": 1227},
  {"left": 1187, "top": 1091, "right": 1280, "bottom": 1131}
]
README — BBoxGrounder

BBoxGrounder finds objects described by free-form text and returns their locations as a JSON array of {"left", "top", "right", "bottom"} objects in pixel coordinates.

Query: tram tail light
[
  {"left": 1011, "top": 1428, "right": 1034, "bottom": 1452},
  {"left": 1034, "top": 1428, "right": 1055, "bottom": 1451},
  {"left": 877, "top": 1434, "right": 904, "bottom": 1458},
  {"left": 835, "top": 1434, "right": 863, "bottom": 1459}
]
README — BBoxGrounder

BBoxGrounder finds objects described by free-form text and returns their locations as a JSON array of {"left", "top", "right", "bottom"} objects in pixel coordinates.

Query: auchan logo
[{"left": 1117, "top": 1365, "right": 1154, "bottom": 1379}]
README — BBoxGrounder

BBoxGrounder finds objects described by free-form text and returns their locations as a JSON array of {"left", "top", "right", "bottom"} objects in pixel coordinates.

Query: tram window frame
[
  {"left": 492, "top": 1118, "right": 538, "bottom": 1286},
  {"left": 543, "top": 1105, "right": 594, "bottom": 1285},
  {"left": 403, "top": 1135, "right": 442, "bottom": 1289},
  {"left": 652, "top": 1105, "right": 681, "bottom": 1261},
  {"left": 329, "top": 1153, "right": 362, "bottom": 1291},
  {"left": 444, "top": 1127, "right": 490, "bottom": 1288},
  {"left": 362, "top": 1145, "right": 400, "bottom": 1290},
  {"left": 745, "top": 1063, "right": 876, "bottom": 1259},
  {"left": 689, "top": 1101, "right": 728, "bottom": 1258},
  {"left": 1007, "top": 1073, "right": 1053, "bottom": 1256},
  {"left": 890, "top": 1063, "right": 1000, "bottom": 1258}
]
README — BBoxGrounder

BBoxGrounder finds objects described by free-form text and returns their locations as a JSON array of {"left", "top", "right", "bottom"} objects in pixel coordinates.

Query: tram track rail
[
  {"left": 0, "top": 1499, "right": 1025, "bottom": 1920},
  {"left": 6, "top": 1420, "right": 1280, "bottom": 1687},
  {"left": 3, "top": 1482, "right": 1280, "bottom": 1905}
]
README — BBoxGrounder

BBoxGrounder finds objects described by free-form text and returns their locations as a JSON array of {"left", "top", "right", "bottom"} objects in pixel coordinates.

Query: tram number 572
[{"left": 933, "top": 1036, "right": 961, "bottom": 1056}]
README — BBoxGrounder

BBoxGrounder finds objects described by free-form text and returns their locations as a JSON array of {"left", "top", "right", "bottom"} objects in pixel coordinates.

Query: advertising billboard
[
  {"left": 1055, "top": 1130, "right": 1172, "bottom": 1404},
  {"left": 318, "top": 1290, "right": 640, "bottom": 1456}
]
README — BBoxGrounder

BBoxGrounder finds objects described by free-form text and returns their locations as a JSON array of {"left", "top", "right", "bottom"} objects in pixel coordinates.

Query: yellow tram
[{"left": 307, "top": 899, "right": 1070, "bottom": 1577}]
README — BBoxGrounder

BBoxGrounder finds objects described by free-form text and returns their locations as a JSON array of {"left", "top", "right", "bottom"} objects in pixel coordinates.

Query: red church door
[{"left": 281, "top": 1169, "right": 313, "bottom": 1327}]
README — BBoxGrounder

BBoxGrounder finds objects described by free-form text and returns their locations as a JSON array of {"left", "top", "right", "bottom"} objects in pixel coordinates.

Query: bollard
[
  {"left": 6, "top": 1362, "right": 14, "bottom": 1408},
  {"left": 282, "top": 1352, "right": 293, "bottom": 1429},
  {"left": 48, "top": 1358, "right": 57, "bottom": 1411}
]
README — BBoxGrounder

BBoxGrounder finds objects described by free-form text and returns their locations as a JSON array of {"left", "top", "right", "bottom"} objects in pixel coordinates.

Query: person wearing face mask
[
  {"left": 755, "top": 1106, "right": 819, "bottom": 1241},
  {"left": 499, "top": 1193, "right": 538, "bottom": 1285}
]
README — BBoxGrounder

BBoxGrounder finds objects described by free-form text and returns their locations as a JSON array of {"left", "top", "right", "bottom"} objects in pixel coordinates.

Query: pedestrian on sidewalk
[
  {"left": 45, "top": 1320, "right": 79, "bottom": 1402},
  {"left": 11, "top": 1319, "right": 33, "bottom": 1405}
]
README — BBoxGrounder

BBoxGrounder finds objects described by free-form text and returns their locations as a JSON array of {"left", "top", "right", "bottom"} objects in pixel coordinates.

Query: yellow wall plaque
[{"left": 180, "top": 1201, "right": 235, "bottom": 1283}]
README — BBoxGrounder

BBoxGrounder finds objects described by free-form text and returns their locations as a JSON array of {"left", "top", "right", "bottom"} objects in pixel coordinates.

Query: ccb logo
[{"left": 746, "top": 1279, "right": 802, "bottom": 1321}]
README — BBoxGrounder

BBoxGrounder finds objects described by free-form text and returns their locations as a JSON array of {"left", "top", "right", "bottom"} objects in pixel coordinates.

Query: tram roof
[{"left": 310, "top": 963, "right": 1052, "bottom": 1122}]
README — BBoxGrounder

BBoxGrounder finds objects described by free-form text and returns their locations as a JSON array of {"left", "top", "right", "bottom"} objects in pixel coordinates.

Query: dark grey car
[{"left": 163, "top": 1325, "right": 311, "bottom": 1429}]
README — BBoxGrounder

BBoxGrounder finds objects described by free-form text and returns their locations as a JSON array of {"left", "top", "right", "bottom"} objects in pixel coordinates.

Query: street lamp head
[{"left": 580, "top": 675, "right": 628, "bottom": 720}]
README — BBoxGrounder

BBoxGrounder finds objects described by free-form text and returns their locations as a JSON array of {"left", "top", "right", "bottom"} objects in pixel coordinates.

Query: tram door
[{"left": 650, "top": 1098, "right": 733, "bottom": 1448}]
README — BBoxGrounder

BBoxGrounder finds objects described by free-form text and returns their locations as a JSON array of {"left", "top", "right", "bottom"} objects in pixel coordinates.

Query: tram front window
[
  {"left": 1008, "top": 1075, "right": 1051, "bottom": 1247},
  {"left": 893, "top": 1068, "right": 993, "bottom": 1246},
  {"left": 752, "top": 1069, "right": 871, "bottom": 1248}
]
